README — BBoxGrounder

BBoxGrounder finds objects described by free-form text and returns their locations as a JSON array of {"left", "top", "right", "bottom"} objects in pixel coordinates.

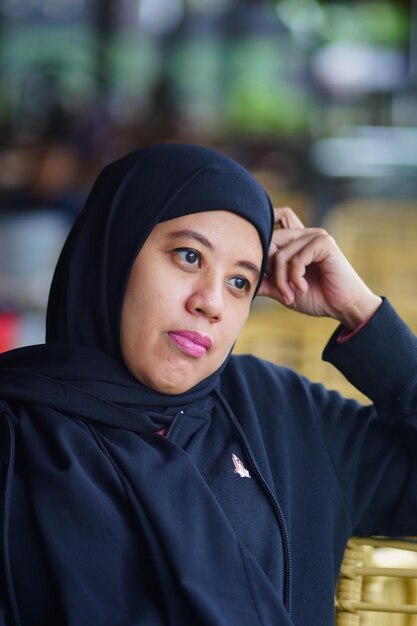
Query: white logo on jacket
[{"left": 232, "top": 453, "right": 251, "bottom": 478}]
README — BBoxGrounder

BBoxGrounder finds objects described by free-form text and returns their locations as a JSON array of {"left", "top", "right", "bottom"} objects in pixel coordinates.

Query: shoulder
[
  {"left": 226, "top": 352, "right": 302, "bottom": 380},
  {"left": 222, "top": 353, "right": 351, "bottom": 418},
  {"left": 223, "top": 353, "right": 314, "bottom": 400},
  {"left": 226, "top": 353, "right": 288, "bottom": 378}
]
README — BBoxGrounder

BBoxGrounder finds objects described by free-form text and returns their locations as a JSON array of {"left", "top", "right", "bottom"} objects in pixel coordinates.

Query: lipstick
[{"left": 168, "top": 330, "right": 212, "bottom": 358}]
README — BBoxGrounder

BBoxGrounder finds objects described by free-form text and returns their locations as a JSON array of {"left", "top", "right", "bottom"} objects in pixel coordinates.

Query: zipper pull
[{"left": 166, "top": 410, "right": 184, "bottom": 439}]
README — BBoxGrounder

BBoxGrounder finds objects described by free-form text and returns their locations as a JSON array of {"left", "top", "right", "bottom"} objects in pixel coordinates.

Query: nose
[{"left": 186, "top": 275, "right": 223, "bottom": 322}]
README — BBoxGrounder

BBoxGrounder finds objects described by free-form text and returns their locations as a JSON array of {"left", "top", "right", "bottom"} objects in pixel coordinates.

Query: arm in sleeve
[{"left": 315, "top": 298, "right": 417, "bottom": 535}]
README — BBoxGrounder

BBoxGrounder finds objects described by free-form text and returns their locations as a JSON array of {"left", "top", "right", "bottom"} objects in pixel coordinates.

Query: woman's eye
[
  {"left": 229, "top": 276, "right": 250, "bottom": 291},
  {"left": 176, "top": 248, "right": 201, "bottom": 266}
]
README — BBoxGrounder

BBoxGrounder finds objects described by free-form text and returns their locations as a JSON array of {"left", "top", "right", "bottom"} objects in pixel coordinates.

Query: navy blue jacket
[{"left": 1, "top": 299, "right": 417, "bottom": 626}]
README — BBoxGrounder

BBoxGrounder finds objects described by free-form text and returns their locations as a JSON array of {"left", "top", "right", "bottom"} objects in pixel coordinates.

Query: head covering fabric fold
[{"left": 46, "top": 143, "right": 274, "bottom": 361}]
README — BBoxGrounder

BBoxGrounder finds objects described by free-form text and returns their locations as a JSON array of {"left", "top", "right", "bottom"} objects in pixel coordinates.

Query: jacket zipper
[
  {"left": 165, "top": 410, "right": 184, "bottom": 439},
  {"left": 217, "top": 392, "right": 292, "bottom": 614}
]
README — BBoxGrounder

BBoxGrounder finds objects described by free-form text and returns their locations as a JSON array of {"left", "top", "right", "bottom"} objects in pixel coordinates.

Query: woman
[{"left": 0, "top": 143, "right": 416, "bottom": 626}]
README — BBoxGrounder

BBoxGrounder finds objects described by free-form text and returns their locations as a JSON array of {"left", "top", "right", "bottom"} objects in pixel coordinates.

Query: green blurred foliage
[
  {"left": 319, "top": 1, "right": 408, "bottom": 45},
  {"left": 0, "top": 0, "right": 411, "bottom": 139},
  {"left": 0, "top": 23, "right": 94, "bottom": 94},
  {"left": 108, "top": 32, "right": 161, "bottom": 97},
  {"left": 170, "top": 38, "right": 223, "bottom": 127},
  {"left": 224, "top": 37, "right": 313, "bottom": 134}
]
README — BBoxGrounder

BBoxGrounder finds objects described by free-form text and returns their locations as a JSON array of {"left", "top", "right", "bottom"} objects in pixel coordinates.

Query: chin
[
  {"left": 144, "top": 370, "right": 197, "bottom": 395},
  {"left": 152, "top": 379, "right": 194, "bottom": 395},
  {"left": 138, "top": 358, "right": 217, "bottom": 394}
]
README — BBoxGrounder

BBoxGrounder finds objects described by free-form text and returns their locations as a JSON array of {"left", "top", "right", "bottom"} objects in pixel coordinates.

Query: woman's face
[{"left": 120, "top": 210, "right": 263, "bottom": 394}]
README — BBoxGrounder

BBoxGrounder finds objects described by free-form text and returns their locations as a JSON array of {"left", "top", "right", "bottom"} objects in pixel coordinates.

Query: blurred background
[{"left": 0, "top": 0, "right": 416, "bottom": 395}]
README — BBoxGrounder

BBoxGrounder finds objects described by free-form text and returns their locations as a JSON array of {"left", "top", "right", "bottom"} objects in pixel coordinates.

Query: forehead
[{"left": 150, "top": 210, "right": 262, "bottom": 253}]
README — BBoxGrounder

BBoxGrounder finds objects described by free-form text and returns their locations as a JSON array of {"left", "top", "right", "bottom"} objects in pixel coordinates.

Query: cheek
[
  {"left": 124, "top": 280, "right": 186, "bottom": 350},
  {"left": 221, "top": 302, "right": 251, "bottom": 346}
]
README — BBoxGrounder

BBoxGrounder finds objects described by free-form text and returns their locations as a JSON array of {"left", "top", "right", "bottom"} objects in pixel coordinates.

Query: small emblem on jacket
[{"left": 232, "top": 453, "right": 251, "bottom": 478}]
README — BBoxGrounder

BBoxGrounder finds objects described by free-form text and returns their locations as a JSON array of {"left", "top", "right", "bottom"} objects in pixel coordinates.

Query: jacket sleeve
[{"left": 317, "top": 298, "right": 417, "bottom": 535}]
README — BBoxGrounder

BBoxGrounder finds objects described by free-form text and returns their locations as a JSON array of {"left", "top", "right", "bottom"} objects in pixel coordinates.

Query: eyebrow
[
  {"left": 168, "top": 229, "right": 261, "bottom": 279},
  {"left": 169, "top": 229, "right": 214, "bottom": 250}
]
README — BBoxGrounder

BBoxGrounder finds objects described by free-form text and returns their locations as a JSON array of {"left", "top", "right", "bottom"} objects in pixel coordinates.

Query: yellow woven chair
[
  {"left": 335, "top": 537, "right": 417, "bottom": 626},
  {"left": 323, "top": 198, "right": 417, "bottom": 315}
]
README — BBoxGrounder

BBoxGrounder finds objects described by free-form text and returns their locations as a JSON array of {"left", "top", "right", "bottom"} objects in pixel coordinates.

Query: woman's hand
[{"left": 257, "top": 208, "right": 382, "bottom": 330}]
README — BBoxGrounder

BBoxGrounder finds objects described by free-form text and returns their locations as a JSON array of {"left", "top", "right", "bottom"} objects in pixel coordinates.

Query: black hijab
[
  {"left": 1, "top": 144, "right": 274, "bottom": 423},
  {"left": 46, "top": 143, "right": 273, "bottom": 358}
]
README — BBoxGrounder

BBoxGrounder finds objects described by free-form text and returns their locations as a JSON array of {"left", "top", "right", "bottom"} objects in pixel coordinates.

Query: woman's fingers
[
  {"left": 262, "top": 208, "right": 332, "bottom": 307},
  {"left": 268, "top": 229, "right": 336, "bottom": 305},
  {"left": 273, "top": 207, "right": 305, "bottom": 230},
  {"left": 270, "top": 226, "right": 326, "bottom": 251},
  {"left": 275, "top": 229, "right": 334, "bottom": 302},
  {"left": 261, "top": 208, "right": 382, "bottom": 325}
]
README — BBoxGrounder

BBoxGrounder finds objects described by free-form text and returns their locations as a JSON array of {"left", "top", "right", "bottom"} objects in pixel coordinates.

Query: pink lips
[{"left": 168, "top": 330, "right": 212, "bottom": 358}]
